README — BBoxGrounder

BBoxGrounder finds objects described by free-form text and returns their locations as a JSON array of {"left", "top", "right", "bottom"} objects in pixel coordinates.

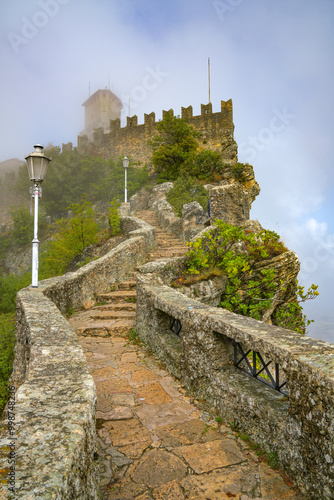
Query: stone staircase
[
  {"left": 136, "top": 210, "right": 188, "bottom": 260},
  {"left": 69, "top": 277, "right": 137, "bottom": 338},
  {"left": 68, "top": 211, "right": 302, "bottom": 500}
]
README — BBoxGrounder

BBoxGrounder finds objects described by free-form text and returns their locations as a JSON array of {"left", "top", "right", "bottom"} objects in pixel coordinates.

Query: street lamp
[
  {"left": 122, "top": 156, "right": 129, "bottom": 203},
  {"left": 25, "top": 145, "right": 51, "bottom": 288}
]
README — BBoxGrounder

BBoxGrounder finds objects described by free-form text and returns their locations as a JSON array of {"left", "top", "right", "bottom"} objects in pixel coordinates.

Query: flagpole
[{"left": 208, "top": 57, "right": 211, "bottom": 103}]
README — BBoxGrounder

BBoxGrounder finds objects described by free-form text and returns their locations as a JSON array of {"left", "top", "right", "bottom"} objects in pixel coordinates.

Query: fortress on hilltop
[{"left": 76, "top": 88, "right": 238, "bottom": 165}]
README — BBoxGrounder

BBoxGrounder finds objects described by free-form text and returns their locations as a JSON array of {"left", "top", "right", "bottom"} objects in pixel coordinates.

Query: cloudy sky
[{"left": 1, "top": 0, "right": 333, "bottom": 342}]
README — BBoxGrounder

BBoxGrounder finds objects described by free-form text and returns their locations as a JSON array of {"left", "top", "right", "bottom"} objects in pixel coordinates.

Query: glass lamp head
[{"left": 25, "top": 144, "right": 51, "bottom": 183}]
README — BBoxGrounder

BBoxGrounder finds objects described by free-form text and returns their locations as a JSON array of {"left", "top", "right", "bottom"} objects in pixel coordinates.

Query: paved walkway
[{"left": 69, "top": 211, "right": 302, "bottom": 500}]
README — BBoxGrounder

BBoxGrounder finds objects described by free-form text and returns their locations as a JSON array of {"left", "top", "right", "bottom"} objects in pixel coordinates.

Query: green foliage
[
  {"left": 108, "top": 198, "right": 121, "bottom": 236},
  {"left": 126, "top": 328, "right": 142, "bottom": 345},
  {"left": 181, "top": 220, "right": 317, "bottom": 332},
  {"left": 103, "top": 160, "right": 149, "bottom": 203},
  {"left": 165, "top": 176, "right": 209, "bottom": 216},
  {"left": 149, "top": 113, "right": 199, "bottom": 181},
  {"left": 0, "top": 272, "right": 31, "bottom": 313},
  {"left": 192, "top": 149, "right": 225, "bottom": 180},
  {"left": 10, "top": 206, "right": 34, "bottom": 246},
  {"left": 40, "top": 199, "right": 100, "bottom": 278},
  {"left": 0, "top": 313, "right": 15, "bottom": 412},
  {"left": 231, "top": 162, "right": 246, "bottom": 181},
  {"left": 0, "top": 235, "right": 11, "bottom": 261},
  {"left": 273, "top": 284, "right": 318, "bottom": 334},
  {"left": 149, "top": 113, "right": 226, "bottom": 182},
  {"left": 14, "top": 149, "right": 149, "bottom": 217}
]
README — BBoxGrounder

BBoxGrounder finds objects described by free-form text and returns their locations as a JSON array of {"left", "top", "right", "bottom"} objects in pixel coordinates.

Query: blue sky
[{"left": 1, "top": 0, "right": 334, "bottom": 342}]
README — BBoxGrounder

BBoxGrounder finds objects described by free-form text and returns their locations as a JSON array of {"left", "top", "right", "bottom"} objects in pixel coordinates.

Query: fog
[{"left": 1, "top": 0, "right": 333, "bottom": 341}]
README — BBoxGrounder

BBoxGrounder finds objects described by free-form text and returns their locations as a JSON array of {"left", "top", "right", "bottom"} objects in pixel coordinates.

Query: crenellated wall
[
  {"left": 77, "top": 100, "right": 237, "bottom": 166},
  {"left": 0, "top": 217, "right": 156, "bottom": 499}
]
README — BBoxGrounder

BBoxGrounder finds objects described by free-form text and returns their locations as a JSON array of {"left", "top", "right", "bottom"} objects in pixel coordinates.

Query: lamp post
[
  {"left": 25, "top": 145, "right": 51, "bottom": 288},
  {"left": 122, "top": 156, "right": 129, "bottom": 203}
]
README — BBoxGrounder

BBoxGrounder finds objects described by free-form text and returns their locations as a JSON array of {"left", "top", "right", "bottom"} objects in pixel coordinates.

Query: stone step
[
  {"left": 157, "top": 242, "right": 187, "bottom": 248},
  {"left": 150, "top": 250, "right": 187, "bottom": 258},
  {"left": 89, "top": 310, "right": 136, "bottom": 320},
  {"left": 97, "top": 290, "right": 137, "bottom": 301},
  {"left": 115, "top": 280, "right": 136, "bottom": 290},
  {"left": 157, "top": 238, "right": 183, "bottom": 244},
  {"left": 93, "top": 303, "right": 136, "bottom": 312},
  {"left": 76, "top": 319, "right": 135, "bottom": 337}
]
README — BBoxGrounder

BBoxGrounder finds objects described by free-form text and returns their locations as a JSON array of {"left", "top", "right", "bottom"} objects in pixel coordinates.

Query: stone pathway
[{"left": 69, "top": 210, "right": 302, "bottom": 500}]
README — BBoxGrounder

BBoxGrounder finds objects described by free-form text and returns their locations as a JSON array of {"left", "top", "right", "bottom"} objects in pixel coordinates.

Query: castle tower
[{"left": 81, "top": 89, "right": 123, "bottom": 140}]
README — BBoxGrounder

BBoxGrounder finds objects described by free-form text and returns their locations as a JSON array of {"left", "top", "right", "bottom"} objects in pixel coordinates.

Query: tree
[
  {"left": 193, "top": 149, "right": 225, "bottom": 181},
  {"left": 108, "top": 198, "right": 121, "bottom": 236},
  {"left": 40, "top": 199, "right": 100, "bottom": 278},
  {"left": 13, "top": 150, "right": 149, "bottom": 217},
  {"left": 149, "top": 113, "right": 199, "bottom": 181},
  {"left": 10, "top": 206, "right": 33, "bottom": 246}
]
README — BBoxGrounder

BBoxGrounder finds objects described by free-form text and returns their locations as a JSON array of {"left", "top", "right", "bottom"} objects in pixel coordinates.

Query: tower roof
[{"left": 82, "top": 88, "right": 123, "bottom": 109}]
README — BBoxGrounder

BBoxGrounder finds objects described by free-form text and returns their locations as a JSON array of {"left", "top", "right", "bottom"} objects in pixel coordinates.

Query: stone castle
[{"left": 76, "top": 88, "right": 238, "bottom": 165}]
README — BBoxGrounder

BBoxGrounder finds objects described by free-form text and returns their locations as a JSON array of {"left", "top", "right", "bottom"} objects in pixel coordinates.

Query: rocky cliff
[{"left": 130, "top": 165, "right": 304, "bottom": 332}]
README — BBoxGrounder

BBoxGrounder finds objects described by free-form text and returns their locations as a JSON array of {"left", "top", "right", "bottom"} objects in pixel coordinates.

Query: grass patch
[
  {"left": 238, "top": 431, "right": 279, "bottom": 469},
  {"left": 124, "top": 297, "right": 137, "bottom": 303},
  {"left": 126, "top": 328, "right": 143, "bottom": 346},
  {"left": 172, "top": 267, "right": 225, "bottom": 287}
]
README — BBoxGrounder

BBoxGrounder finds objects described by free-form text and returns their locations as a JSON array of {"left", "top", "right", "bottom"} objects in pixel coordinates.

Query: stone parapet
[
  {"left": 136, "top": 259, "right": 334, "bottom": 500},
  {"left": 0, "top": 216, "right": 156, "bottom": 499},
  {"left": 77, "top": 100, "right": 237, "bottom": 166}
]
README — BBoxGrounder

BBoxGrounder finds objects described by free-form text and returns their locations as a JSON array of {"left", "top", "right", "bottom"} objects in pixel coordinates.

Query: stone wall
[
  {"left": 0, "top": 217, "right": 156, "bottom": 499},
  {"left": 136, "top": 259, "right": 334, "bottom": 500},
  {"left": 77, "top": 100, "right": 237, "bottom": 166}
]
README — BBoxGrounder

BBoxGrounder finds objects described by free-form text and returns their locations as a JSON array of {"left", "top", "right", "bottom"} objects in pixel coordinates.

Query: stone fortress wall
[{"left": 77, "top": 100, "right": 238, "bottom": 166}]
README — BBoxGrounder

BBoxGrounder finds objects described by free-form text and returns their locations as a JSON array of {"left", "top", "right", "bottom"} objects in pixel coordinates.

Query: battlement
[{"left": 77, "top": 99, "right": 237, "bottom": 165}]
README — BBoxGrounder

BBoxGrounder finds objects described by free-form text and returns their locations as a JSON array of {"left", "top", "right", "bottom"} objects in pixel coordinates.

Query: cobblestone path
[{"left": 69, "top": 210, "right": 302, "bottom": 500}]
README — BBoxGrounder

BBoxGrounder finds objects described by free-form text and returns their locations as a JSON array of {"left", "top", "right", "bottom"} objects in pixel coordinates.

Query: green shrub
[
  {"left": 193, "top": 150, "right": 225, "bottom": 180},
  {"left": 231, "top": 162, "right": 246, "bottom": 181},
  {"left": 180, "top": 220, "right": 318, "bottom": 332},
  {"left": 108, "top": 198, "right": 121, "bottom": 236},
  {"left": 166, "top": 176, "right": 209, "bottom": 216},
  {"left": 0, "top": 272, "right": 31, "bottom": 313}
]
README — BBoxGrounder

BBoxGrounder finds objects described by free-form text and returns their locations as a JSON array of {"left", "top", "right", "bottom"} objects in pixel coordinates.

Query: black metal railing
[
  {"left": 233, "top": 340, "right": 287, "bottom": 395},
  {"left": 169, "top": 316, "right": 182, "bottom": 337}
]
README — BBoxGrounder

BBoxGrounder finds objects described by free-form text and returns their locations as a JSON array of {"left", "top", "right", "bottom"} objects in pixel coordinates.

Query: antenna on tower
[
  {"left": 128, "top": 98, "right": 131, "bottom": 117},
  {"left": 208, "top": 57, "right": 211, "bottom": 103},
  {"left": 108, "top": 73, "right": 110, "bottom": 90}
]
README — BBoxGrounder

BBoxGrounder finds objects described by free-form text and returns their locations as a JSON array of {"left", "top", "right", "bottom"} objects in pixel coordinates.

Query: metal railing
[
  {"left": 169, "top": 316, "right": 182, "bottom": 337},
  {"left": 233, "top": 340, "right": 287, "bottom": 395}
]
